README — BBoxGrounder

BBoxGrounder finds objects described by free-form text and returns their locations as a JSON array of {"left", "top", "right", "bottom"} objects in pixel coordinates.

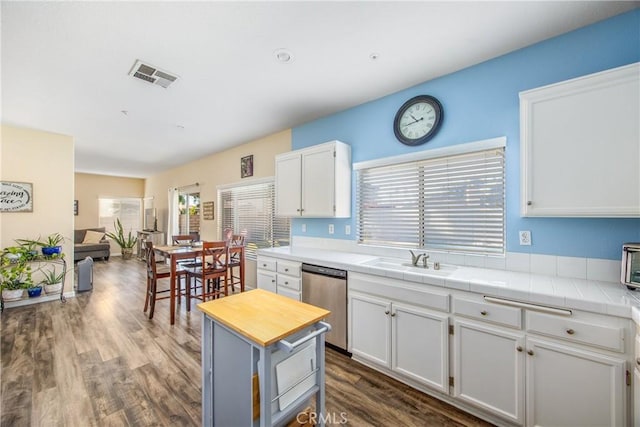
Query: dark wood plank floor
[{"left": 1, "top": 257, "right": 493, "bottom": 426}]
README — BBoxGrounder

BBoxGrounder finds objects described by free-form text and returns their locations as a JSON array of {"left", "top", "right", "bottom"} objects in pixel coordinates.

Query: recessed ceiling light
[
  {"left": 274, "top": 48, "right": 294, "bottom": 63},
  {"left": 121, "top": 110, "right": 128, "bottom": 116},
  {"left": 176, "top": 124, "right": 185, "bottom": 129},
  {"left": 369, "top": 52, "right": 380, "bottom": 61}
]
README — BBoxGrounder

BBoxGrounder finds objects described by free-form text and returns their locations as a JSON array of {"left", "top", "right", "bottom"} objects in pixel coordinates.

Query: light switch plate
[
  {"left": 519, "top": 230, "right": 532, "bottom": 245},
  {"left": 301, "top": 224, "right": 306, "bottom": 233},
  {"left": 328, "top": 224, "right": 334, "bottom": 234},
  {"left": 345, "top": 225, "right": 351, "bottom": 235}
]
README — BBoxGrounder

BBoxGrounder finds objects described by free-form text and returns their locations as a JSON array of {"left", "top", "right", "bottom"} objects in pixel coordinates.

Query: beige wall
[
  {"left": 144, "top": 129, "right": 292, "bottom": 286},
  {"left": 74, "top": 173, "right": 145, "bottom": 229},
  {"left": 1, "top": 125, "right": 75, "bottom": 293}
]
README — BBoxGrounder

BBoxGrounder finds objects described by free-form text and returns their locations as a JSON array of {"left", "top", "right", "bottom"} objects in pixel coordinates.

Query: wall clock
[{"left": 393, "top": 95, "right": 443, "bottom": 146}]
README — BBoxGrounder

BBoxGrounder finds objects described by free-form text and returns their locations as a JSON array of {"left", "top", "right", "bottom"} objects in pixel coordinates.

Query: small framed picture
[
  {"left": 241, "top": 155, "right": 253, "bottom": 178},
  {"left": 74, "top": 200, "right": 78, "bottom": 215}
]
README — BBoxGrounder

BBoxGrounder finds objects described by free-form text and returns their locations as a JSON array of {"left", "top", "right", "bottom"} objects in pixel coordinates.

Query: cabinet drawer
[
  {"left": 257, "top": 258, "right": 277, "bottom": 272},
  {"left": 277, "top": 275, "right": 301, "bottom": 291},
  {"left": 277, "top": 261, "right": 301, "bottom": 277},
  {"left": 278, "top": 286, "right": 301, "bottom": 301},
  {"left": 453, "top": 297, "right": 522, "bottom": 329},
  {"left": 526, "top": 311, "right": 624, "bottom": 353}
]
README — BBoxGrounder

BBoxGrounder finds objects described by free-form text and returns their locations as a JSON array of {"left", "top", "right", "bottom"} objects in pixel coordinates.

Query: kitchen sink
[{"left": 361, "top": 257, "right": 456, "bottom": 276}]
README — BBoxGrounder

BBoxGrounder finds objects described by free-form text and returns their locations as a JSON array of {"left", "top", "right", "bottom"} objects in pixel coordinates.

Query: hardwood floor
[{"left": 1, "top": 257, "right": 493, "bottom": 426}]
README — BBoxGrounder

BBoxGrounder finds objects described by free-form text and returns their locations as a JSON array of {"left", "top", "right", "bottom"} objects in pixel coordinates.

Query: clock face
[{"left": 394, "top": 95, "right": 443, "bottom": 146}]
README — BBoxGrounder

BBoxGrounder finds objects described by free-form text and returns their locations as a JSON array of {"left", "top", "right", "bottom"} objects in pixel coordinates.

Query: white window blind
[
  {"left": 98, "top": 198, "right": 142, "bottom": 237},
  {"left": 356, "top": 147, "right": 505, "bottom": 255},
  {"left": 218, "top": 180, "right": 290, "bottom": 260}
]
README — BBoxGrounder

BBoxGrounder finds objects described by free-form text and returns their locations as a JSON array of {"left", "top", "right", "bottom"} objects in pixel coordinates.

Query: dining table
[{"left": 153, "top": 243, "right": 245, "bottom": 325}]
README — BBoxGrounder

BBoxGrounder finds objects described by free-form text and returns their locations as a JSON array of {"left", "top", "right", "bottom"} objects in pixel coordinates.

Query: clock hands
[{"left": 403, "top": 115, "right": 424, "bottom": 128}]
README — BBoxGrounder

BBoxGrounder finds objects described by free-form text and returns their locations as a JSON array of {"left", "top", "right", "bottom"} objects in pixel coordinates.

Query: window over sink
[{"left": 355, "top": 139, "right": 505, "bottom": 255}]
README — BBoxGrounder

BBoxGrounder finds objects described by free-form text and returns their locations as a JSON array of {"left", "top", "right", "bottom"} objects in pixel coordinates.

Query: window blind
[
  {"left": 98, "top": 198, "right": 142, "bottom": 237},
  {"left": 218, "top": 180, "right": 290, "bottom": 260},
  {"left": 356, "top": 147, "right": 505, "bottom": 255}
]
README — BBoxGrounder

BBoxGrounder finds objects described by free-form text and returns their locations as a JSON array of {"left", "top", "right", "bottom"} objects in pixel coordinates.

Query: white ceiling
[{"left": 2, "top": 1, "right": 637, "bottom": 178}]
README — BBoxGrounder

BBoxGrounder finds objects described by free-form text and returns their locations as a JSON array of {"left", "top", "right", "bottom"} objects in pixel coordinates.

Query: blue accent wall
[{"left": 291, "top": 10, "right": 640, "bottom": 260}]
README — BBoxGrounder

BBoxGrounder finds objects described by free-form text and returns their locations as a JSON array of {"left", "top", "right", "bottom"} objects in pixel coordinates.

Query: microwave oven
[{"left": 622, "top": 243, "right": 640, "bottom": 289}]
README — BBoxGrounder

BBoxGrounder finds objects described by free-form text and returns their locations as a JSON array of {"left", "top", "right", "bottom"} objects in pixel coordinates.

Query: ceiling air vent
[{"left": 128, "top": 60, "right": 179, "bottom": 88}]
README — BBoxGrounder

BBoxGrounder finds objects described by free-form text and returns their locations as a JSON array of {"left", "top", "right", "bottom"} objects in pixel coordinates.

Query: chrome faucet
[{"left": 410, "top": 250, "right": 429, "bottom": 268}]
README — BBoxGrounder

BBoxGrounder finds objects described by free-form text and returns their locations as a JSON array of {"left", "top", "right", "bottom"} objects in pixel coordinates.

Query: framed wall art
[
  {"left": 0, "top": 181, "right": 33, "bottom": 212},
  {"left": 241, "top": 155, "right": 253, "bottom": 178},
  {"left": 202, "top": 201, "right": 214, "bottom": 220}
]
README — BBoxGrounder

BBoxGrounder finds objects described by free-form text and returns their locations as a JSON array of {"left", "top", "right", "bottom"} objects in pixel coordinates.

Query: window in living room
[{"left": 98, "top": 198, "right": 142, "bottom": 238}]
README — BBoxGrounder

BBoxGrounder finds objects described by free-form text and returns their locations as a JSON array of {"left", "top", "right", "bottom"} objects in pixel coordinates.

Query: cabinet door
[
  {"left": 256, "top": 270, "right": 277, "bottom": 293},
  {"left": 275, "top": 154, "right": 302, "bottom": 216},
  {"left": 453, "top": 319, "right": 525, "bottom": 425},
  {"left": 392, "top": 303, "right": 448, "bottom": 393},
  {"left": 349, "top": 292, "right": 391, "bottom": 367},
  {"left": 526, "top": 337, "right": 626, "bottom": 427},
  {"left": 301, "top": 146, "right": 335, "bottom": 217}
]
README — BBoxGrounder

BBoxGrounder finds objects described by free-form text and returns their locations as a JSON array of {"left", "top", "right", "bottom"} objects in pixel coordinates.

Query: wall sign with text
[{"left": 0, "top": 181, "right": 33, "bottom": 212}]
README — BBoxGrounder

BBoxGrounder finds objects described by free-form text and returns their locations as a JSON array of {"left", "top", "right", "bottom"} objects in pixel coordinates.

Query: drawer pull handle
[
  {"left": 527, "top": 350, "right": 534, "bottom": 356},
  {"left": 391, "top": 312, "right": 396, "bottom": 317},
  {"left": 285, "top": 268, "right": 289, "bottom": 272},
  {"left": 384, "top": 310, "right": 390, "bottom": 315},
  {"left": 516, "top": 346, "right": 523, "bottom": 352},
  {"left": 284, "top": 281, "right": 288, "bottom": 285},
  {"left": 566, "top": 328, "right": 575, "bottom": 335},
  {"left": 480, "top": 310, "right": 488, "bottom": 316}
]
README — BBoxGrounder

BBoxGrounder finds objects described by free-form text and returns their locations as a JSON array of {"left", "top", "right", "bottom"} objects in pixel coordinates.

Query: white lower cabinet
[
  {"left": 346, "top": 272, "right": 633, "bottom": 426},
  {"left": 453, "top": 319, "right": 525, "bottom": 425},
  {"left": 349, "top": 273, "right": 450, "bottom": 394},
  {"left": 256, "top": 256, "right": 301, "bottom": 300},
  {"left": 525, "top": 337, "right": 626, "bottom": 427}
]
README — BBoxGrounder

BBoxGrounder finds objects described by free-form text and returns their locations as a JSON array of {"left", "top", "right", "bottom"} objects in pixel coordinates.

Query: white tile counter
[{"left": 259, "top": 246, "right": 640, "bottom": 319}]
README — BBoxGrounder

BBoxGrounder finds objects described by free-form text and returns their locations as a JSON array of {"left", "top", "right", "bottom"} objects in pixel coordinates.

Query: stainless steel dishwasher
[{"left": 301, "top": 263, "right": 348, "bottom": 351}]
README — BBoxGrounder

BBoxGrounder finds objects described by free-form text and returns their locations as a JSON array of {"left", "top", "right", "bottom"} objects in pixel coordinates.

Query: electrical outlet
[
  {"left": 301, "top": 224, "right": 306, "bottom": 233},
  {"left": 345, "top": 225, "right": 351, "bottom": 235},
  {"left": 328, "top": 224, "right": 334, "bottom": 234},
  {"left": 519, "top": 230, "right": 532, "bottom": 246}
]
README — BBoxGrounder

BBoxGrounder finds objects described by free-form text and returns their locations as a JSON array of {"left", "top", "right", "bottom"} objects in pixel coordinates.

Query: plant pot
[
  {"left": 44, "top": 282, "right": 63, "bottom": 295},
  {"left": 42, "top": 246, "right": 62, "bottom": 256},
  {"left": 2, "top": 288, "right": 24, "bottom": 301},
  {"left": 121, "top": 248, "right": 134, "bottom": 260},
  {"left": 27, "top": 286, "right": 43, "bottom": 298}
]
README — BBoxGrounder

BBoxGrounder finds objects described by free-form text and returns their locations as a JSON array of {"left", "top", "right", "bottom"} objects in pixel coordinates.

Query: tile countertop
[{"left": 259, "top": 246, "right": 640, "bottom": 320}]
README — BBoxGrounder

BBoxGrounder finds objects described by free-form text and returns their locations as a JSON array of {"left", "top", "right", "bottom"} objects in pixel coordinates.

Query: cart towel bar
[
  {"left": 271, "top": 367, "right": 319, "bottom": 404},
  {"left": 277, "top": 321, "right": 332, "bottom": 353},
  {"left": 483, "top": 296, "right": 572, "bottom": 316}
]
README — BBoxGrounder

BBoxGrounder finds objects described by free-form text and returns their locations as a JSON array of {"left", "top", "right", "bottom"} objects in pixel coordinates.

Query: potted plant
[
  {"left": 41, "top": 268, "right": 65, "bottom": 295},
  {"left": 1, "top": 248, "right": 33, "bottom": 301},
  {"left": 17, "top": 233, "right": 65, "bottom": 257},
  {"left": 105, "top": 218, "right": 138, "bottom": 260}
]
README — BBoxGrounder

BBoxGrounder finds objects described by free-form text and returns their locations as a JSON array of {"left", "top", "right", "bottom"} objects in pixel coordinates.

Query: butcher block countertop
[{"left": 197, "top": 289, "right": 331, "bottom": 347}]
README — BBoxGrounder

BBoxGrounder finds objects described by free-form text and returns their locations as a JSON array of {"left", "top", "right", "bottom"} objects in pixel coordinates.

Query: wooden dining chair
[
  {"left": 184, "top": 241, "right": 229, "bottom": 311},
  {"left": 143, "top": 241, "right": 173, "bottom": 320},
  {"left": 227, "top": 234, "right": 245, "bottom": 293}
]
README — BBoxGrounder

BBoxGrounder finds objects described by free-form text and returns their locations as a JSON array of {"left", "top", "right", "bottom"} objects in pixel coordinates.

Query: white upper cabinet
[
  {"left": 275, "top": 140, "right": 351, "bottom": 217},
  {"left": 519, "top": 62, "right": 640, "bottom": 217}
]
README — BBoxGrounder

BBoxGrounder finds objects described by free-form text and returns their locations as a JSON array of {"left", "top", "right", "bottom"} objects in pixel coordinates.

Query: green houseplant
[
  {"left": 105, "top": 219, "right": 138, "bottom": 260},
  {"left": 1, "top": 247, "right": 34, "bottom": 301},
  {"left": 17, "top": 233, "right": 65, "bottom": 258},
  {"left": 40, "top": 267, "right": 65, "bottom": 295}
]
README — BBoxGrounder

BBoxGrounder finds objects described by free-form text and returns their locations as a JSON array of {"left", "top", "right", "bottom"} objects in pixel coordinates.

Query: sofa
[{"left": 74, "top": 227, "right": 110, "bottom": 262}]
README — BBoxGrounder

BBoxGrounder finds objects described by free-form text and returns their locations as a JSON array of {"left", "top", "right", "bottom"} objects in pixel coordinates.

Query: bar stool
[
  {"left": 143, "top": 241, "right": 173, "bottom": 319},
  {"left": 184, "top": 241, "right": 229, "bottom": 310},
  {"left": 227, "top": 234, "right": 245, "bottom": 293}
]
